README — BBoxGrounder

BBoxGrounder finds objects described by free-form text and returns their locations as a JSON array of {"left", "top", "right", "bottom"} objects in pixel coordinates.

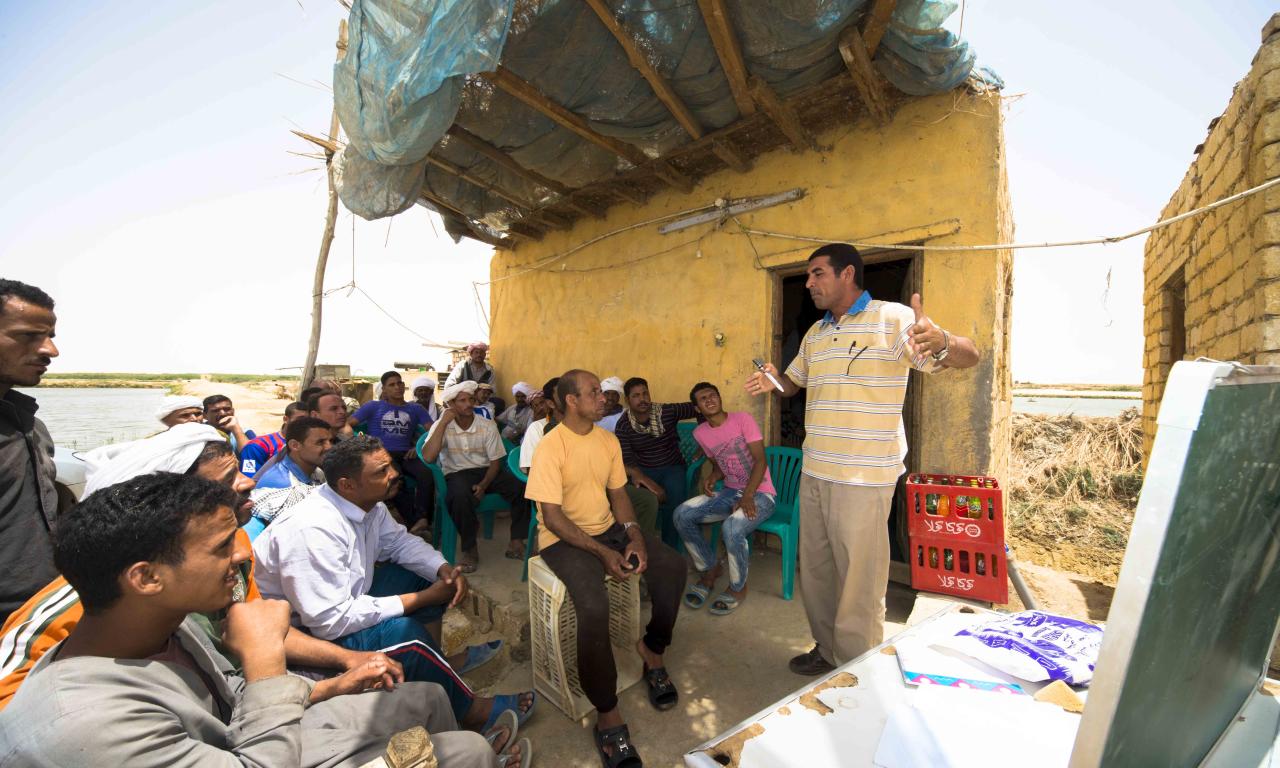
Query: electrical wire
[
  {"left": 731, "top": 176, "right": 1280, "bottom": 253},
  {"left": 476, "top": 199, "right": 729, "bottom": 285}
]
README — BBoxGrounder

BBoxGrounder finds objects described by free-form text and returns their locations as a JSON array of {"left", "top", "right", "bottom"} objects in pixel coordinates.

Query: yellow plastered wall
[
  {"left": 488, "top": 90, "right": 1013, "bottom": 481},
  {"left": 1142, "top": 15, "right": 1280, "bottom": 459}
]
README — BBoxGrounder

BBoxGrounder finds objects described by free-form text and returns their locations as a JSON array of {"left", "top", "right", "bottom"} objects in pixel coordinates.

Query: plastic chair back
[
  {"left": 508, "top": 447, "right": 528, "bottom": 483},
  {"left": 765, "top": 446, "right": 804, "bottom": 514},
  {"left": 676, "top": 421, "right": 702, "bottom": 465}
]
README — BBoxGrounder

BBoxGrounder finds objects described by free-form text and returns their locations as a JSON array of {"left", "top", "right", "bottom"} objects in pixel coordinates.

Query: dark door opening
[{"left": 776, "top": 254, "right": 919, "bottom": 564}]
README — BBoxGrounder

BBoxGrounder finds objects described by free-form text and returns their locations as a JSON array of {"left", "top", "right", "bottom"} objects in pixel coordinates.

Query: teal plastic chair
[
  {"left": 506, "top": 449, "right": 539, "bottom": 582},
  {"left": 688, "top": 446, "right": 803, "bottom": 600},
  {"left": 677, "top": 421, "right": 701, "bottom": 463},
  {"left": 415, "top": 433, "right": 509, "bottom": 562}
]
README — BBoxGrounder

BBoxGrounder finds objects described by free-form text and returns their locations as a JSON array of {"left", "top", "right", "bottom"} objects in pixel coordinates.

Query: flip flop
[
  {"left": 642, "top": 663, "right": 679, "bottom": 711},
  {"left": 483, "top": 708, "right": 518, "bottom": 754},
  {"left": 683, "top": 583, "right": 711, "bottom": 610},
  {"left": 458, "top": 639, "right": 503, "bottom": 674},
  {"left": 497, "top": 737, "right": 531, "bottom": 768},
  {"left": 482, "top": 691, "right": 536, "bottom": 733},
  {"left": 709, "top": 593, "right": 741, "bottom": 616}
]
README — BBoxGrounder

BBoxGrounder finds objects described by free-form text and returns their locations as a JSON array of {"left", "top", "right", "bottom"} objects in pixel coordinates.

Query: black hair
[
  {"left": 623, "top": 377, "right": 648, "bottom": 398},
  {"left": 0, "top": 279, "right": 55, "bottom": 315},
  {"left": 186, "top": 440, "right": 234, "bottom": 474},
  {"left": 808, "top": 243, "right": 864, "bottom": 289},
  {"left": 380, "top": 370, "right": 402, "bottom": 386},
  {"left": 541, "top": 377, "right": 560, "bottom": 403},
  {"left": 55, "top": 472, "right": 238, "bottom": 613},
  {"left": 284, "top": 401, "right": 305, "bottom": 418},
  {"left": 689, "top": 381, "right": 720, "bottom": 403},
  {"left": 202, "top": 395, "right": 231, "bottom": 411},
  {"left": 299, "top": 386, "right": 325, "bottom": 405},
  {"left": 321, "top": 434, "right": 384, "bottom": 484},
  {"left": 286, "top": 415, "right": 332, "bottom": 444},
  {"left": 307, "top": 391, "right": 343, "bottom": 413},
  {"left": 556, "top": 370, "right": 591, "bottom": 408}
]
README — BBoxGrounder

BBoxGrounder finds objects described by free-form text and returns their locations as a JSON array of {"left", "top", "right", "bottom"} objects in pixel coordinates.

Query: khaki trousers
[{"left": 798, "top": 474, "right": 894, "bottom": 666}]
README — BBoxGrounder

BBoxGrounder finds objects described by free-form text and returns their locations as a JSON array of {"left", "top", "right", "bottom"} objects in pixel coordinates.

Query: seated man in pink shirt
[{"left": 673, "top": 382, "right": 776, "bottom": 615}]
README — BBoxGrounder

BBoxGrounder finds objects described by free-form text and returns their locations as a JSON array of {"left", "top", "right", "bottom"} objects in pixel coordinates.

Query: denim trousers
[
  {"left": 673, "top": 488, "right": 776, "bottom": 592},
  {"left": 333, "top": 563, "right": 474, "bottom": 721}
]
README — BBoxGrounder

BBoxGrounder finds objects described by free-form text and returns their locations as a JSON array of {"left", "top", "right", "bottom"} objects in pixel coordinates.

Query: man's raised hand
[{"left": 907, "top": 293, "right": 945, "bottom": 359}]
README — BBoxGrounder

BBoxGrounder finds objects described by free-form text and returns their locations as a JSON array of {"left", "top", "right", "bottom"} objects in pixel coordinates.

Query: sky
[{"left": 1, "top": 1, "right": 1274, "bottom": 383}]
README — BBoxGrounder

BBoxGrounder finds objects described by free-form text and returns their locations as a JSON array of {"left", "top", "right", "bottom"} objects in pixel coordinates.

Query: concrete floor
[{"left": 446, "top": 526, "right": 922, "bottom": 768}]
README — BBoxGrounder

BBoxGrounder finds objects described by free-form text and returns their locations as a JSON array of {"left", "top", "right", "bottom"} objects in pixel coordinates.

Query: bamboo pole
[{"left": 301, "top": 19, "right": 348, "bottom": 397}]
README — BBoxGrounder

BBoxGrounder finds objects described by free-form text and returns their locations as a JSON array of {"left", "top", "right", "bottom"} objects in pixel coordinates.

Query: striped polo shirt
[{"left": 785, "top": 292, "right": 930, "bottom": 487}]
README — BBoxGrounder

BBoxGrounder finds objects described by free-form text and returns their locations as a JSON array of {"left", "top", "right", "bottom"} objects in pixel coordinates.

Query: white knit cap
[{"left": 601, "top": 376, "right": 625, "bottom": 396}]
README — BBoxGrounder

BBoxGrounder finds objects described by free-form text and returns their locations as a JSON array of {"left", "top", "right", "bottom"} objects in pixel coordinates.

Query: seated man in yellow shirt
[{"left": 525, "top": 369, "right": 685, "bottom": 768}]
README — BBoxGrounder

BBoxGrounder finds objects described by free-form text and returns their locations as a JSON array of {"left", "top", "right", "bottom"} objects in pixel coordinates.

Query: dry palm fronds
[{"left": 1007, "top": 408, "right": 1143, "bottom": 558}]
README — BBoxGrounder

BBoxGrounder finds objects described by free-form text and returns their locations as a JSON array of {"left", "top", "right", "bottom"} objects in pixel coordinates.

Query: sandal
[
  {"left": 505, "top": 541, "right": 525, "bottom": 560},
  {"left": 595, "top": 723, "right": 643, "bottom": 768},
  {"left": 497, "top": 737, "right": 531, "bottom": 768},
  {"left": 683, "top": 583, "right": 711, "bottom": 610},
  {"left": 482, "top": 691, "right": 536, "bottom": 733},
  {"left": 483, "top": 708, "right": 517, "bottom": 754},
  {"left": 458, "top": 639, "right": 503, "bottom": 674},
  {"left": 709, "top": 592, "right": 741, "bottom": 616},
  {"left": 642, "top": 663, "right": 679, "bottom": 711},
  {"left": 458, "top": 549, "right": 479, "bottom": 573}
]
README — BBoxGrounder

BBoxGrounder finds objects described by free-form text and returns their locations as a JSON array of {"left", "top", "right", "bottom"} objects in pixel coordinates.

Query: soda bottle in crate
[{"left": 905, "top": 473, "right": 1007, "bottom": 603}]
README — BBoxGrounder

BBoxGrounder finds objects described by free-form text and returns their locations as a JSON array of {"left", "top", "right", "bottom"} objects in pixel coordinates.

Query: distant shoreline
[{"left": 38, "top": 373, "right": 301, "bottom": 391}]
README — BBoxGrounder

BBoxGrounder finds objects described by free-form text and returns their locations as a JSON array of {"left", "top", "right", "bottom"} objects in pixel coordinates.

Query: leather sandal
[
  {"left": 595, "top": 724, "right": 643, "bottom": 768},
  {"left": 642, "top": 663, "right": 678, "bottom": 711}
]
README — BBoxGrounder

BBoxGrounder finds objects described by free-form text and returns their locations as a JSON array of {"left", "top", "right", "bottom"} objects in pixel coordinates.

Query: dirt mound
[{"left": 1007, "top": 408, "right": 1143, "bottom": 585}]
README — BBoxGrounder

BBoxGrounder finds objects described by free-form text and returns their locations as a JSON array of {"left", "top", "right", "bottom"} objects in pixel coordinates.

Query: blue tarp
[{"left": 333, "top": 0, "right": 1001, "bottom": 225}]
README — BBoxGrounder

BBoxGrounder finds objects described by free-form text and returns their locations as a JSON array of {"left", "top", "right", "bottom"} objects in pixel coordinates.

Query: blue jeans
[
  {"left": 333, "top": 564, "right": 473, "bottom": 721},
  {"left": 674, "top": 488, "right": 776, "bottom": 592}
]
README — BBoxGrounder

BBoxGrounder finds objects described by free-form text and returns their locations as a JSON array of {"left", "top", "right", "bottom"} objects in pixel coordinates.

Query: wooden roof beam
[
  {"left": 583, "top": 0, "right": 704, "bottom": 140},
  {"left": 697, "top": 0, "right": 755, "bottom": 117},
  {"left": 484, "top": 66, "right": 647, "bottom": 166},
  {"left": 444, "top": 128, "right": 606, "bottom": 220},
  {"left": 482, "top": 66, "right": 693, "bottom": 193},
  {"left": 419, "top": 191, "right": 513, "bottom": 248},
  {"left": 446, "top": 126, "right": 570, "bottom": 195},
  {"left": 862, "top": 0, "right": 898, "bottom": 56},
  {"left": 425, "top": 154, "right": 547, "bottom": 216},
  {"left": 711, "top": 139, "right": 751, "bottom": 173},
  {"left": 749, "top": 77, "right": 816, "bottom": 152},
  {"left": 838, "top": 26, "right": 892, "bottom": 125}
]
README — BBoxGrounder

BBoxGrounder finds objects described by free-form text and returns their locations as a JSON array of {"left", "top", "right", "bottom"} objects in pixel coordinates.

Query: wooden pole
[{"left": 301, "top": 19, "right": 348, "bottom": 397}]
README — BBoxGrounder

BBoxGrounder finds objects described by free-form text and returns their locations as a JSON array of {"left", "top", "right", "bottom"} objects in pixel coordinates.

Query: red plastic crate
[{"left": 905, "top": 473, "right": 1007, "bottom": 603}]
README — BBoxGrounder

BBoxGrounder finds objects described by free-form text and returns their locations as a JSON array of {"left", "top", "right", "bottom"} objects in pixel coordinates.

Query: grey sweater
[{"left": 0, "top": 618, "right": 494, "bottom": 768}]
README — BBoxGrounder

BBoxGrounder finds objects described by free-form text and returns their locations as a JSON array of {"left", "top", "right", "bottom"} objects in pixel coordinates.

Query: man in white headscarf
[
  {"left": 410, "top": 375, "right": 440, "bottom": 421},
  {"left": 422, "top": 381, "right": 529, "bottom": 569},
  {"left": 84, "top": 422, "right": 230, "bottom": 497},
  {"left": 496, "top": 381, "right": 535, "bottom": 443},
  {"left": 154, "top": 395, "right": 204, "bottom": 429},
  {"left": 596, "top": 377, "right": 626, "bottom": 433}
]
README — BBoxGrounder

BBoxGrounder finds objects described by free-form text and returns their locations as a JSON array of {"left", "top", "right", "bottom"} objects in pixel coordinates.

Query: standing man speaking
[{"left": 746, "top": 244, "right": 979, "bottom": 676}]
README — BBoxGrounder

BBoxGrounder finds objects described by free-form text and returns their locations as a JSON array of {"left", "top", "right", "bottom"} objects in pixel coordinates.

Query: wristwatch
[
  {"left": 932, "top": 330, "right": 951, "bottom": 363},
  {"left": 622, "top": 521, "right": 637, "bottom": 534}
]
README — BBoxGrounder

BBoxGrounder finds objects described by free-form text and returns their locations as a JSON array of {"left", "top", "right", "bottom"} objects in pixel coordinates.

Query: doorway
[{"left": 773, "top": 252, "right": 921, "bottom": 564}]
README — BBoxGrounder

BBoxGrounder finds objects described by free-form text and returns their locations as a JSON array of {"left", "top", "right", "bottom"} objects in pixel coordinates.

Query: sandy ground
[
  {"left": 444, "top": 520, "right": 1114, "bottom": 768},
  {"left": 176, "top": 379, "right": 297, "bottom": 436}
]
